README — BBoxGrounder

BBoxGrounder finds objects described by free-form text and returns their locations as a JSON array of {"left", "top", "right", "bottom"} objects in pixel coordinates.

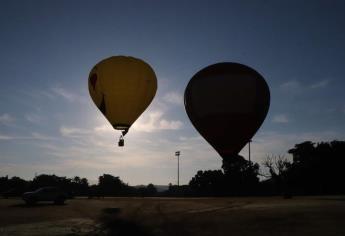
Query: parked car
[{"left": 22, "top": 187, "right": 67, "bottom": 205}]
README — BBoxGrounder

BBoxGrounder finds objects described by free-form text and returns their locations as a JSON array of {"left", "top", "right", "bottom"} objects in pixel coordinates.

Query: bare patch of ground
[
  {"left": 1, "top": 196, "right": 345, "bottom": 235},
  {"left": 0, "top": 218, "right": 97, "bottom": 236}
]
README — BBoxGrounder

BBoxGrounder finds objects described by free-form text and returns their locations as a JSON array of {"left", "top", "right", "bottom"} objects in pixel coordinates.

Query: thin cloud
[
  {"left": 272, "top": 114, "right": 289, "bottom": 123},
  {"left": 280, "top": 80, "right": 301, "bottom": 91},
  {"left": 0, "top": 132, "right": 56, "bottom": 141},
  {"left": 310, "top": 80, "right": 329, "bottom": 89},
  {"left": 132, "top": 111, "right": 183, "bottom": 132},
  {"left": 0, "top": 113, "right": 15, "bottom": 125},
  {"left": 52, "top": 87, "right": 75, "bottom": 101},
  {"left": 38, "top": 129, "right": 174, "bottom": 172},
  {"left": 159, "top": 119, "right": 183, "bottom": 130},
  {"left": 163, "top": 91, "right": 183, "bottom": 105},
  {"left": 60, "top": 126, "right": 90, "bottom": 137},
  {"left": 179, "top": 136, "right": 203, "bottom": 142},
  {"left": 51, "top": 87, "right": 86, "bottom": 103},
  {"left": 31, "top": 132, "right": 56, "bottom": 140},
  {"left": 60, "top": 124, "right": 117, "bottom": 139},
  {"left": 281, "top": 79, "right": 329, "bottom": 91},
  {"left": 0, "top": 135, "right": 13, "bottom": 140},
  {"left": 94, "top": 124, "right": 113, "bottom": 134},
  {"left": 25, "top": 113, "right": 43, "bottom": 124}
]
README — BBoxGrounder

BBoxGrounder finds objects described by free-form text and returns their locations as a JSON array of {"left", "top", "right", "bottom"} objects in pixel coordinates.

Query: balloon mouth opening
[
  {"left": 113, "top": 124, "right": 130, "bottom": 130},
  {"left": 113, "top": 124, "right": 130, "bottom": 146},
  {"left": 113, "top": 124, "right": 130, "bottom": 137}
]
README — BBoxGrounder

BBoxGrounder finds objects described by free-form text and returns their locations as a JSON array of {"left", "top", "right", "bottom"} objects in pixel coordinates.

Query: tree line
[
  {"left": 0, "top": 174, "right": 157, "bottom": 198},
  {"left": 1, "top": 140, "right": 344, "bottom": 197},
  {"left": 185, "top": 140, "right": 345, "bottom": 196}
]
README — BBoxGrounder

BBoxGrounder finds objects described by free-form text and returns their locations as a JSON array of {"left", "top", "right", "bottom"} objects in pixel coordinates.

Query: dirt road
[{"left": 1, "top": 196, "right": 345, "bottom": 235}]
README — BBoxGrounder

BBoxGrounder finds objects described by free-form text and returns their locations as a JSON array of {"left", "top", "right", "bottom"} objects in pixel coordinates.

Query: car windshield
[{"left": 35, "top": 187, "right": 58, "bottom": 193}]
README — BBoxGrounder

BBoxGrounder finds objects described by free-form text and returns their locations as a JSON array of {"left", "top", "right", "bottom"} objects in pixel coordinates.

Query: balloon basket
[{"left": 118, "top": 136, "right": 124, "bottom": 147}]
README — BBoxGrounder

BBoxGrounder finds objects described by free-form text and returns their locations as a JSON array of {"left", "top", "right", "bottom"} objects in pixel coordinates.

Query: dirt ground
[{"left": 0, "top": 196, "right": 345, "bottom": 236}]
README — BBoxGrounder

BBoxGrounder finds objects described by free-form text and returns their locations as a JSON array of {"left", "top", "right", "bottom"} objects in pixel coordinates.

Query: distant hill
[
  {"left": 133, "top": 185, "right": 169, "bottom": 192},
  {"left": 155, "top": 185, "right": 169, "bottom": 192}
]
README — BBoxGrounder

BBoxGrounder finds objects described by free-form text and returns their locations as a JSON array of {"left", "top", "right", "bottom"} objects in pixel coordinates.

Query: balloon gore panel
[
  {"left": 184, "top": 63, "right": 270, "bottom": 159},
  {"left": 88, "top": 56, "right": 157, "bottom": 133}
]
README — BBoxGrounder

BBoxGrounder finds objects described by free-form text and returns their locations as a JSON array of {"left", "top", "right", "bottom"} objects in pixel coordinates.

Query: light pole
[
  {"left": 248, "top": 139, "right": 252, "bottom": 162},
  {"left": 175, "top": 151, "right": 180, "bottom": 186}
]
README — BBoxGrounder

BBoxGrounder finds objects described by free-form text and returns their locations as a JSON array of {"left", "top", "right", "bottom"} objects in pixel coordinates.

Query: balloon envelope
[
  {"left": 184, "top": 62, "right": 270, "bottom": 159},
  {"left": 88, "top": 56, "right": 157, "bottom": 134}
]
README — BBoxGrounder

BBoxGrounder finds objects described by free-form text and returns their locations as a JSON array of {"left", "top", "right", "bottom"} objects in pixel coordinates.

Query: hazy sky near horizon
[{"left": 1, "top": 0, "right": 345, "bottom": 185}]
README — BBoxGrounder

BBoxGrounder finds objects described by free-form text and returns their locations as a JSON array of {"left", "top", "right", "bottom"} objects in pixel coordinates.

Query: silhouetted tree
[
  {"left": 71, "top": 176, "right": 89, "bottom": 196},
  {"left": 189, "top": 170, "right": 225, "bottom": 196},
  {"left": 98, "top": 174, "right": 130, "bottom": 196},
  {"left": 262, "top": 155, "right": 292, "bottom": 196},
  {"left": 0, "top": 176, "right": 9, "bottom": 192},
  {"left": 222, "top": 155, "right": 259, "bottom": 195},
  {"left": 136, "top": 183, "right": 158, "bottom": 197},
  {"left": 0, "top": 176, "right": 28, "bottom": 197},
  {"left": 146, "top": 183, "right": 157, "bottom": 195},
  {"left": 188, "top": 155, "right": 260, "bottom": 196},
  {"left": 288, "top": 140, "right": 345, "bottom": 194}
]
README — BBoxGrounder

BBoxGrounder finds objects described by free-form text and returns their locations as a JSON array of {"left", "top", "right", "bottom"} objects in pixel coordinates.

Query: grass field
[{"left": 1, "top": 196, "right": 345, "bottom": 236}]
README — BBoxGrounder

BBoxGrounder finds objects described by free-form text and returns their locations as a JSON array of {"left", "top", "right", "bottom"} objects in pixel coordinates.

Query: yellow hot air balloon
[{"left": 88, "top": 56, "right": 157, "bottom": 146}]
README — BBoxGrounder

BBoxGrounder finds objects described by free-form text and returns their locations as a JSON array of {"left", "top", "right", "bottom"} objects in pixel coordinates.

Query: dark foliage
[
  {"left": 287, "top": 140, "right": 345, "bottom": 195},
  {"left": 189, "top": 170, "right": 225, "bottom": 196},
  {"left": 98, "top": 174, "right": 128, "bottom": 196},
  {"left": 188, "top": 155, "right": 259, "bottom": 196},
  {"left": 187, "top": 140, "right": 345, "bottom": 196},
  {"left": 136, "top": 183, "right": 158, "bottom": 197},
  {"left": 262, "top": 155, "right": 292, "bottom": 195},
  {"left": 0, "top": 176, "right": 28, "bottom": 197},
  {"left": 222, "top": 155, "right": 260, "bottom": 195},
  {"left": 0, "top": 174, "right": 90, "bottom": 198}
]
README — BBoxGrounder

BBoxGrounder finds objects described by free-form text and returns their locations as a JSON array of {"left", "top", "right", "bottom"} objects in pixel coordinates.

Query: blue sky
[{"left": 1, "top": 0, "right": 345, "bottom": 185}]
